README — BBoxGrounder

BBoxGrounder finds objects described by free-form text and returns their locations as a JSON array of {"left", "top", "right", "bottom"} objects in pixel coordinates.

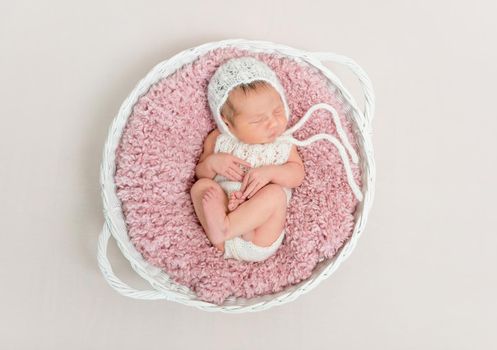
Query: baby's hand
[
  {"left": 240, "top": 166, "right": 274, "bottom": 199},
  {"left": 207, "top": 153, "right": 252, "bottom": 181}
]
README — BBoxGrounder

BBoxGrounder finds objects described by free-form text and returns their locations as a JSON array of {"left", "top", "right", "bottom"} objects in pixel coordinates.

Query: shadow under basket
[{"left": 97, "top": 38, "right": 376, "bottom": 313}]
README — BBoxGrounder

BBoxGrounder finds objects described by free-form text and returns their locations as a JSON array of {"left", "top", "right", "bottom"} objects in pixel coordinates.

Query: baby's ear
[{"left": 221, "top": 115, "right": 233, "bottom": 128}]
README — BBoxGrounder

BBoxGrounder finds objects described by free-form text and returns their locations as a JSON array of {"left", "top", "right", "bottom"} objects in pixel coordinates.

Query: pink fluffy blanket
[{"left": 114, "top": 47, "right": 361, "bottom": 305}]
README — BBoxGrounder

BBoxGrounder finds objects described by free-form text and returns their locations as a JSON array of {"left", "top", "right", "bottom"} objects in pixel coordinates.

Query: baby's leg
[
  {"left": 251, "top": 190, "right": 287, "bottom": 247},
  {"left": 202, "top": 183, "right": 287, "bottom": 245},
  {"left": 190, "top": 178, "right": 229, "bottom": 251}
]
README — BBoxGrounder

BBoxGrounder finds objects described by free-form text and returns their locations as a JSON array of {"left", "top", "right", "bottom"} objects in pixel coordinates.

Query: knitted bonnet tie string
[{"left": 279, "top": 103, "right": 363, "bottom": 201}]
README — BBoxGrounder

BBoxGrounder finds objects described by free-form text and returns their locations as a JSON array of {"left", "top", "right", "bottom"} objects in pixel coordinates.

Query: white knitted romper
[{"left": 213, "top": 132, "right": 293, "bottom": 262}]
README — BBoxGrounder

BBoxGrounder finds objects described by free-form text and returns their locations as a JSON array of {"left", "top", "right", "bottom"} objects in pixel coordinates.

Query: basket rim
[{"left": 98, "top": 38, "right": 376, "bottom": 313}]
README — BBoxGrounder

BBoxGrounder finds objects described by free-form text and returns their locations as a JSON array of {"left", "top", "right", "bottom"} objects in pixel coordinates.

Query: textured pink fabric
[{"left": 114, "top": 47, "right": 361, "bottom": 305}]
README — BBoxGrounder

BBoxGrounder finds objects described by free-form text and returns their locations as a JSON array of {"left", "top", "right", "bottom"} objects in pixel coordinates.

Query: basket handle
[
  {"left": 311, "top": 52, "right": 375, "bottom": 130},
  {"left": 97, "top": 222, "right": 169, "bottom": 300}
]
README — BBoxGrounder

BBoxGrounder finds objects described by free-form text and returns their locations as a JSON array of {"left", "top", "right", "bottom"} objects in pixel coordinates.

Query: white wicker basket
[{"left": 97, "top": 38, "right": 376, "bottom": 313}]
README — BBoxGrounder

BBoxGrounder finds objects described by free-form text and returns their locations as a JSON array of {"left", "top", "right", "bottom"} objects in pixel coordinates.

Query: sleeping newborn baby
[{"left": 190, "top": 57, "right": 305, "bottom": 262}]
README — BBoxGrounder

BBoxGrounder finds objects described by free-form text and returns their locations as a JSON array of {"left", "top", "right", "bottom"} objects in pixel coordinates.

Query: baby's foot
[
  {"left": 202, "top": 187, "right": 230, "bottom": 245},
  {"left": 228, "top": 191, "right": 247, "bottom": 212}
]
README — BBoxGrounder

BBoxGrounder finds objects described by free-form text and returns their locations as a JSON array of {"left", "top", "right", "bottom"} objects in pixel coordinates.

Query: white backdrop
[{"left": 1, "top": 0, "right": 496, "bottom": 349}]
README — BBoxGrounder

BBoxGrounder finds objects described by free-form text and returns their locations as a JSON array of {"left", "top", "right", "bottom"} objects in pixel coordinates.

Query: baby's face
[{"left": 221, "top": 85, "right": 288, "bottom": 144}]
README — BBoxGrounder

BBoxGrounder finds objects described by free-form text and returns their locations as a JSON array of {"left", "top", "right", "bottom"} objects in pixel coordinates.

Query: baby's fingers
[
  {"left": 240, "top": 173, "right": 251, "bottom": 193},
  {"left": 242, "top": 180, "right": 258, "bottom": 199},
  {"left": 228, "top": 165, "right": 244, "bottom": 178},
  {"left": 226, "top": 168, "right": 242, "bottom": 181},
  {"left": 231, "top": 156, "right": 252, "bottom": 168}
]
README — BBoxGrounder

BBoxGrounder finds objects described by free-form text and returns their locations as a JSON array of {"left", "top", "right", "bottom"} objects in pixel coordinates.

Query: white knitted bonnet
[{"left": 207, "top": 57, "right": 290, "bottom": 138}]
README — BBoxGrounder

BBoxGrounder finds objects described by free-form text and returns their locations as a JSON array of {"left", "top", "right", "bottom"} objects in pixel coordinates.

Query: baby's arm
[
  {"left": 195, "top": 129, "right": 220, "bottom": 179},
  {"left": 269, "top": 145, "right": 305, "bottom": 188},
  {"left": 238, "top": 145, "right": 304, "bottom": 199}
]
